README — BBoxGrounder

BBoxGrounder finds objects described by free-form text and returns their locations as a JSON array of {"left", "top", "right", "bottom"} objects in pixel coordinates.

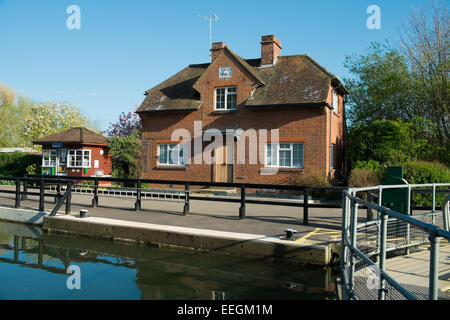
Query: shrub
[
  {"left": 295, "top": 170, "right": 330, "bottom": 187},
  {"left": 401, "top": 161, "right": 450, "bottom": 207},
  {"left": 353, "top": 160, "right": 386, "bottom": 181},
  {"left": 108, "top": 131, "right": 142, "bottom": 185},
  {"left": 294, "top": 170, "right": 334, "bottom": 199},
  {"left": 348, "top": 168, "right": 380, "bottom": 188}
]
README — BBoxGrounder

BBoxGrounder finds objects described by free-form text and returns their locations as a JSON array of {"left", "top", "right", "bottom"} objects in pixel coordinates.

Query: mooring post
[
  {"left": 92, "top": 179, "right": 99, "bottom": 208},
  {"left": 183, "top": 182, "right": 190, "bottom": 215},
  {"left": 39, "top": 178, "right": 45, "bottom": 212},
  {"left": 303, "top": 187, "right": 309, "bottom": 225},
  {"left": 15, "top": 178, "right": 21, "bottom": 208},
  {"left": 239, "top": 185, "right": 246, "bottom": 220},
  {"left": 135, "top": 180, "right": 142, "bottom": 211}
]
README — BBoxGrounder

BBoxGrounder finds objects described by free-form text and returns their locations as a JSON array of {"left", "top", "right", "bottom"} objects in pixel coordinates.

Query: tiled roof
[
  {"left": 33, "top": 127, "right": 108, "bottom": 145},
  {"left": 136, "top": 52, "right": 347, "bottom": 113}
]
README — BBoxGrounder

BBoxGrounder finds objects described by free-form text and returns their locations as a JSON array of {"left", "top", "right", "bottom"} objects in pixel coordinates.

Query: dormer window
[{"left": 215, "top": 86, "right": 237, "bottom": 110}]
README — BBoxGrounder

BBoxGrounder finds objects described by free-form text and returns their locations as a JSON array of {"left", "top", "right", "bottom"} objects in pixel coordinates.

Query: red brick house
[
  {"left": 33, "top": 127, "right": 112, "bottom": 178},
  {"left": 137, "top": 35, "right": 348, "bottom": 185}
]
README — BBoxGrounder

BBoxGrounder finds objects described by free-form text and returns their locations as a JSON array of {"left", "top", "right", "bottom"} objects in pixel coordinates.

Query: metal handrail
[
  {"left": 443, "top": 195, "right": 450, "bottom": 232},
  {"left": 341, "top": 184, "right": 450, "bottom": 300}
]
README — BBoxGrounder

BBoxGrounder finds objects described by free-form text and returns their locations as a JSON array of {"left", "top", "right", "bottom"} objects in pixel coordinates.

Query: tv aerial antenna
[{"left": 195, "top": 13, "right": 219, "bottom": 55}]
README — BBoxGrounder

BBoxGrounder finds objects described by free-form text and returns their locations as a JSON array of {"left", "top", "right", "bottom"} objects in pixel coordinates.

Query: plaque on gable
[{"left": 219, "top": 67, "right": 232, "bottom": 79}]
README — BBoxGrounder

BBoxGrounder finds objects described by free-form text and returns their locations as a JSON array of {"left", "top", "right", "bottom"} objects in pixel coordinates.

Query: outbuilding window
[
  {"left": 215, "top": 86, "right": 237, "bottom": 110},
  {"left": 68, "top": 149, "right": 91, "bottom": 168},
  {"left": 266, "top": 143, "right": 304, "bottom": 168},
  {"left": 42, "top": 150, "right": 57, "bottom": 167}
]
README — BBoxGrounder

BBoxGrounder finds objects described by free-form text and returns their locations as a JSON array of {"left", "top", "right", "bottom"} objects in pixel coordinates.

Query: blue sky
[{"left": 0, "top": 0, "right": 425, "bottom": 131}]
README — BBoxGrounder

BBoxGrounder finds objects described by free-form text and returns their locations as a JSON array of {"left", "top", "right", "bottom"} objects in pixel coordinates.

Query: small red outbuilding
[{"left": 33, "top": 127, "right": 112, "bottom": 178}]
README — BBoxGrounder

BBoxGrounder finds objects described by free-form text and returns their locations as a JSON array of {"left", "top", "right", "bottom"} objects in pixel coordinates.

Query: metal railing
[
  {"left": 0, "top": 176, "right": 72, "bottom": 213},
  {"left": 0, "top": 175, "right": 347, "bottom": 225},
  {"left": 341, "top": 183, "right": 450, "bottom": 300}
]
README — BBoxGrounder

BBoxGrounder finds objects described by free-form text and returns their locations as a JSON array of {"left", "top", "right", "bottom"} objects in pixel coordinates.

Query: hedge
[{"left": 0, "top": 152, "right": 41, "bottom": 179}]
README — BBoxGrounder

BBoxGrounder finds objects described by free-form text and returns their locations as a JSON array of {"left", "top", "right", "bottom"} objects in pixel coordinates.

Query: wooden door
[{"left": 214, "top": 144, "right": 233, "bottom": 183}]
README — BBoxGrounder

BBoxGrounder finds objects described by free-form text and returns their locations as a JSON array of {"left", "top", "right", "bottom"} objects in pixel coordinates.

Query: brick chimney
[
  {"left": 260, "top": 35, "right": 282, "bottom": 66},
  {"left": 211, "top": 42, "right": 227, "bottom": 62}
]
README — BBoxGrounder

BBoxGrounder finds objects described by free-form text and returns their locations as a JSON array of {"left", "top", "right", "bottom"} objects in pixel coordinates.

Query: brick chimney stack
[
  {"left": 211, "top": 42, "right": 226, "bottom": 62},
  {"left": 260, "top": 35, "right": 282, "bottom": 66}
]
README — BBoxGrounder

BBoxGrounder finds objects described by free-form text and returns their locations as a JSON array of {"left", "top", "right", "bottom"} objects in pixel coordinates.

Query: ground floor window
[
  {"left": 68, "top": 149, "right": 91, "bottom": 168},
  {"left": 158, "top": 143, "right": 187, "bottom": 166},
  {"left": 266, "top": 143, "right": 304, "bottom": 168}
]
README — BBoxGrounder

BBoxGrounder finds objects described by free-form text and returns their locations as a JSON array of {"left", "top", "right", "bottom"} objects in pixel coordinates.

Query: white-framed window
[
  {"left": 68, "top": 149, "right": 91, "bottom": 168},
  {"left": 158, "top": 143, "right": 187, "bottom": 166},
  {"left": 215, "top": 86, "right": 237, "bottom": 110},
  {"left": 332, "top": 90, "right": 339, "bottom": 113},
  {"left": 42, "top": 150, "right": 57, "bottom": 167},
  {"left": 266, "top": 143, "right": 304, "bottom": 168}
]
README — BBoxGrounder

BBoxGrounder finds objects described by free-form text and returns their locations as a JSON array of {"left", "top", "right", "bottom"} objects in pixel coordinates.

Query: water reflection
[{"left": 0, "top": 221, "right": 336, "bottom": 300}]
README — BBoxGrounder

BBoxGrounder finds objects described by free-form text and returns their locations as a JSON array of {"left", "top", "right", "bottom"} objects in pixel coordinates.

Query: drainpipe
[{"left": 330, "top": 83, "right": 343, "bottom": 181}]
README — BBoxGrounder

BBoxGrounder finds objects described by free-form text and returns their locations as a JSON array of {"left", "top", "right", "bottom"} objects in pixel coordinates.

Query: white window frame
[
  {"left": 266, "top": 143, "right": 304, "bottom": 169},
  {"left": 42, "top": 149, "right": 57, "bottom": 167},
  {"left": 68, "top": 149, "right": 91, "bottom": 168},
  {"left": 332, "top": 90, "right": 339, "bottom": 113},
  {"left": 215, "top": 86, "right": 237, "bottom": 110},
  {"left": 157, "top": 143, "right": 187, "bottom": 167}
]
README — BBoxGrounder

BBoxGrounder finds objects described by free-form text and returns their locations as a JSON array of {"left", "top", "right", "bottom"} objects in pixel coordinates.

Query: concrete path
[
  {"left": 385, "top": 244, "right": 450, "bottom": 299},
  {"left": 0, "top": 185, "right": 345, "bottom": 246}
]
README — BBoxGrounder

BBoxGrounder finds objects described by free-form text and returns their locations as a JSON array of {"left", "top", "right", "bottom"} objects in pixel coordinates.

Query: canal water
[{"left": 0, "top": 221, "right": 337, "bottom": 300}]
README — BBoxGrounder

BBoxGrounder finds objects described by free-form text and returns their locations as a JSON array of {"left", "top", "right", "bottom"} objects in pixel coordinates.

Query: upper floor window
[
  {"left": 158, "top": 143, "right": 187, "bottom": 166},
  {"left": 215, "top": 86, "right": 237, "bottom": 110},
  {"left": 266, "top": 143, "right": 304, "bottom": 169},
  {"left": 332, "top": 90, "right": 339, "bottom": 113}
]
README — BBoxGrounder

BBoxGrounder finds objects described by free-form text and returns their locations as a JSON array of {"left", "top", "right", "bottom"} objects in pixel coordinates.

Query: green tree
[
  {"left": 348, "top": 119, "right": 429, "bottom": 167},
  {"left": 0, "top": 84, "right": 28, "bottom": 147},
  {"left": 1, "top": 83, "right": 97, "bottom": 149},
  {"left": 21, "top": 102, "right": 94, "bottom": 148},
  {"left": 400, "top": 0, "right": 449, "bottom": 146},
  {"left": 343, "top": 42, "right": 417, "bottom": 128}
]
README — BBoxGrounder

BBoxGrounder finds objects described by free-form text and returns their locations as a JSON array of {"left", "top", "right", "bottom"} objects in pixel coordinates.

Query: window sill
[
  {"left": 262, "top": 167, "right": 304, "bottom": 173},
  {"left": 155, "top": 165, "right": 187, "bottom": 170},
  {"left": 211, "top": 109, "right": 236, "bottom": 114}
]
